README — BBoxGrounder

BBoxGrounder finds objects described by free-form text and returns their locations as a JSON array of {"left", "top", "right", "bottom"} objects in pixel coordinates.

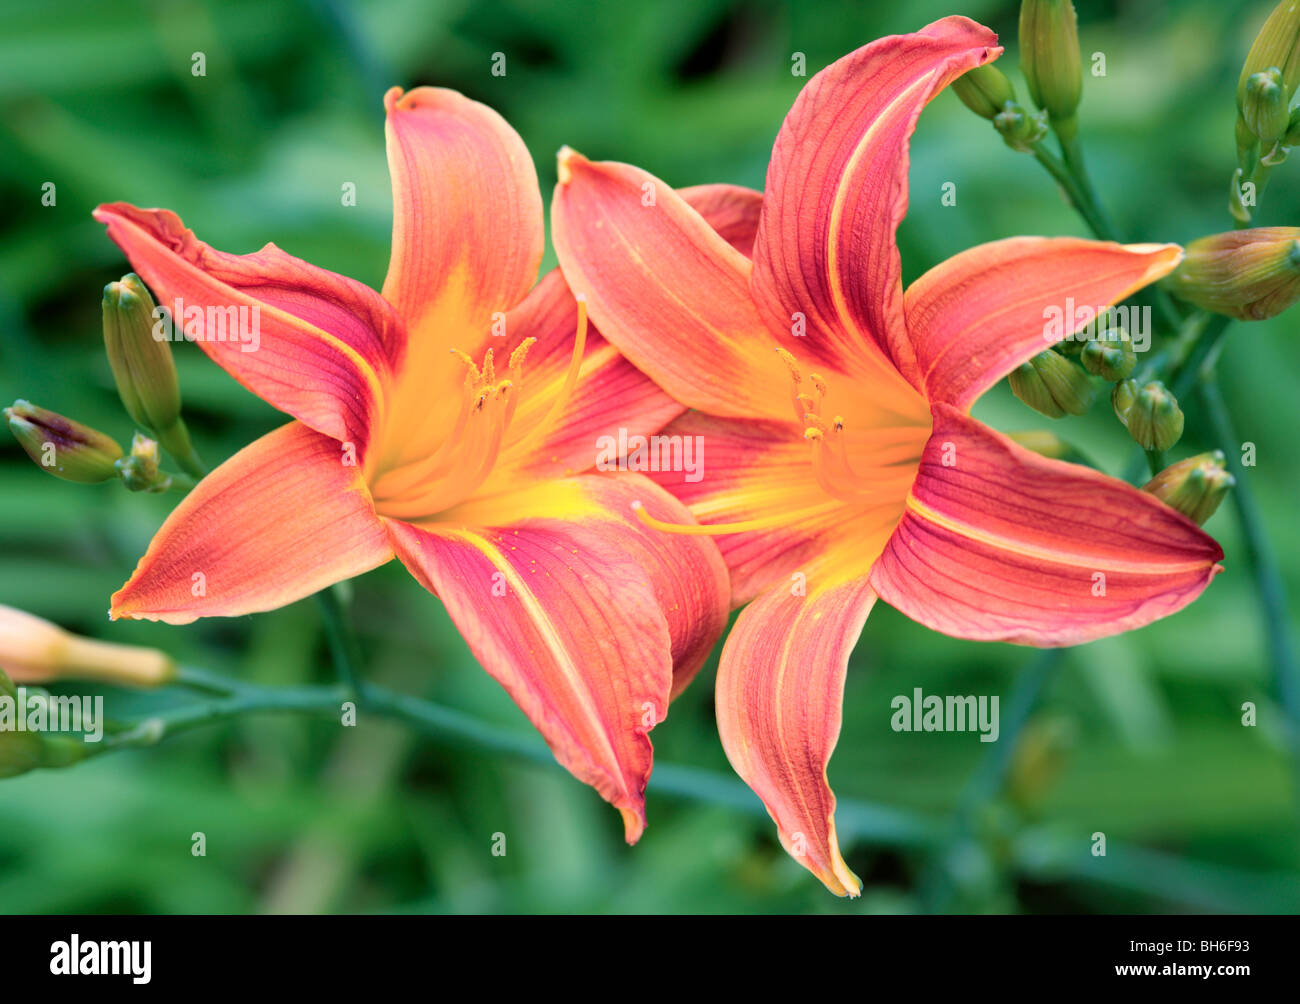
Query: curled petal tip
[
  {"left": 556, "top": 145, "right": 585, "bottom": 185},
  {"left": 620, "top": 805, "right": 647, "bottom": 845}
]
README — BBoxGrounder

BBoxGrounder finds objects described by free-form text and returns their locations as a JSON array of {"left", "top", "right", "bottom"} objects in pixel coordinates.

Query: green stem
[
  {"left": 1198, "top": 379, "right": 1300, "bottom": 805},
  {"left": 315, "top": 586, "right": 363, "bottom": 697},
  {"left": 1032, "top": 145, "right": 1110, "bottom": 239},
  {"left": 156, "top": 418, "right": 207, "bottom": 479},
  {"left": 1059, "top": 133, "right": 1118, "bottom": 241},
  {"left": 1033, "top": 137, "right": 1184, "bottom": 333},
  {"left": 89, "top": 677, "right": 940, "bottom": 847}
]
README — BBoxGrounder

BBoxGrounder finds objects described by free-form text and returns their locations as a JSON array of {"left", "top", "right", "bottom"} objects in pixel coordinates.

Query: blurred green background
[{"left": 2, "top": 0, "right": 1299, "bottom": 914}]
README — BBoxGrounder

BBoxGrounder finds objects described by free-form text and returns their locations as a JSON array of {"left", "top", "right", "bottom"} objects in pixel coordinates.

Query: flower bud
[
  {"left": 1008, "top": 350, "right": 1095, "bottom": 418},
  {"left": 5, "top": 401, "right": 123, "bottom": 483},
  {"left": 1079, "top": 327, "right": 1135, "bottom": 381},
  {"left": 0, "top": 604, "right": 176, "bottom": 687},
  {"left": 1242, "top": 67, "right": 1290, "bottom": 147},
  {"left": 1117, "top": 380, "right": 1184, "bottom": 451},
  {"left": 993, "top": 102, "right": 1049, "bottom": 152},
  {"left": 1237, "top": 0, "right": 1300, "bottom": 109},
  {"left": 103, "top": 273, "right": 181, "bottom": 433},
  {"left": 1167, "top": 227, "right": 1300, "bottom": 320},
  {"left": 1019, "top": 0, "right": 1083, "bottom": 134},
  {"left": 952, "top": 63, "right": 1018, "bottom": 120},
  {"left": 0, "top": 667, "right": 91, "bottom": 778},
  {"left": 115, "top": 432, "right": 162, "bottom": 492},
  {"left": 1111, "top": 378, "right": 1137, "bottom": 422},
  {"left": 1143, "top": 451, "right": 1234, "bottom": 526}
]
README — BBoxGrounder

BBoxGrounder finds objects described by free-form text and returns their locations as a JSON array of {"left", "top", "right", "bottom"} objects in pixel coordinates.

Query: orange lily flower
[
  {"left": 551, "top": 17, "right": 1224, "bottom": 892},
  {"left": 93, "top": 87, "right": 736, "bottom": 839}
]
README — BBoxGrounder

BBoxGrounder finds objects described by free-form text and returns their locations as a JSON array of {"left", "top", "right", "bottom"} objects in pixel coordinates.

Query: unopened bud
[
  {"left": 1143, "top": 451, "right": 1234, "bottom": 525},
  {"left": 103, "top": 274, "right": 181, "bottom": 433},
  {"left": 1008, "top": 350, "right": 1095, "bottom": 418},
  {"left": 1242, "top": 67, "right": 1290, "bottom": 147},
  {"left": 1079, "top": 327, "right": 1136, "bottom": 381},
  {"left": 1019, "top": 0, "right": 1083, "bottom": 136},
  {"left": 952, "top": 63, "right": 1018, "bottom": 120},
  {"left": 1117, "top": 380, "right": 1184, "bottom": 451},
  {"left": 0, "top": 667, "right": 92, "bottom": 778},
  {"left": 115, "top": 432, "right": 162, "bottom": 492},
  {"left": 6, "top": 401, "right": 122, "bottom": 483},
  {"left": 1167, "top": 227, "right": 1300, "bottom": 320},
  {"left": 1111, "top": 379, "right": 1138, "bottom": 423},
  {"left": 1238, "top": 1, "right": 1300, "bottom": 109},
  {"left": 993, "top": 102, "right": 1049, "bottom": 152},
  {"left": 0, "top": 604, "right": 176, "bottom": 687}
]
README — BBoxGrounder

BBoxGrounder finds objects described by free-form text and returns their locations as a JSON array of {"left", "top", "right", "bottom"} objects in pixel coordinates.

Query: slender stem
[
  {"left": 1032, "top": 136, "right": 1185, "bottom": 337},
  {"left": 1031, "top": 145, "right": 1110, "bottom": 239},
  {"left": 1059, "top": 133, "right": 1118, "bottom": 241},
  {"left": 175, "top": 665, "right": 245, "bottom": 695},
  {"left": 315, "top": 586, "right": 363, "bottom": 697},
  {"left": 88, "top": 676, "right": 940, "bottom": 846},
  {"left": 157, "top": 418, "right": 207, "bottom": 480},
  {"left": 1198, "top": 379, "right": 1300, "bottom": 806}
]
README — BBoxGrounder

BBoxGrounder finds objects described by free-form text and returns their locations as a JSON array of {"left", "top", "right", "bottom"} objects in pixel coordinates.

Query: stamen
[
  {"left": 630, "top": 500, "right": 838, "bottom": 536},
  {"left": 512, "top": 296, "right": 587, "bottom": 451}
]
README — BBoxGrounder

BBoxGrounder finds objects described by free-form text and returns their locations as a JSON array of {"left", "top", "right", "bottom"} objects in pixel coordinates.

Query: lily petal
[
  {"left": 388, "top": 473, "right": 728, "bottom": 836},
  {"left": 552, "top": 150, "right": 792, "bottom": 420},
  {"left": 94, "top": 204, "right": 401, "bottom": 454},
  {"left": 382, "top": 85, "right": 543, "bottom": 356},
  {"left": 750, "top": 16, "right": 999, "bottom": 384},
  {"left": 679, "top": 183, "right": 764, "bottom": 258},
  {"left": 647, "top": 412, "right": 920, "bottom": 606},
  {"left": 485, "top": 269, "right": 683, "bottom": 486},
  {"left": 716, "top": 572, "right": 876, "bottom": 896},
  {"left": 870, "top": 405, "right": 1224, "bottom": 645},
  {"left": 904, "top": 238, "right": 1183, "bottom": 410},
  {"left": 111, "top": 423, "right": 393, "bottom": 624}
]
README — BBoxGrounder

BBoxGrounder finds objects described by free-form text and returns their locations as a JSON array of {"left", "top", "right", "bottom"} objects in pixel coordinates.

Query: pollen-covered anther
[{"left": 807, "top": 413, "right": 879, "bottom": 505}]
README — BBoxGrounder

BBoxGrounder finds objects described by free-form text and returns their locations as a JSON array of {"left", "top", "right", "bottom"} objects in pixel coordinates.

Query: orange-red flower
[
  {"left": 551, "top": 17, "right": 1224, "bottom": 892},
  {"left": 94, "top": 87, "right": 736, "bottom": 839}
]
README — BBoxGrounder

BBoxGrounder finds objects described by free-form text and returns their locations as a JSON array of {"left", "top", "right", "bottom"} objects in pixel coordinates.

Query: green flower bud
[
  {"left": 1237, "top": 0, "right": 1300, "bottom": 110},
  {"left": 1008, "top": 350, "right": 1095, "bottom": 418},
  {"left": 0, "top": 668, "right": 89, "bottom": 779},
  {"left": 103, "top": 274, "right": 181, "bottom": 433},
  {"left": 1079, "top": 326, "right": 1136, "bottom": 380},
  {"left": 1143, "top": 451, "right": 1234, "bottom": 526},
  {"left": 1111, "top": 378, "right": 1138, "bottom": 423},
  {"left": 1119, "top": 380, "right": 1184, "bottom": 451},
  {"left": 115, "top": 432, "right": 162, "bottom": 492},
  {"left": 1167, "top": 227, "right": 1300, "bottom": 320},
  {"left": 993, "top": 102, "right": 1049, "bottom": 152},
  {"left": 5, "top": 401, "right": 123, "bottom": 483},
  {"left": 1242, "top": 67, "right": 1290, "bottom": 147},
  {"left": 952, "top": 63, "right": 1018, "bottom": 120},
  {"left": 1019, "top": 0, "right": 1083, "bottom": 134}
]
